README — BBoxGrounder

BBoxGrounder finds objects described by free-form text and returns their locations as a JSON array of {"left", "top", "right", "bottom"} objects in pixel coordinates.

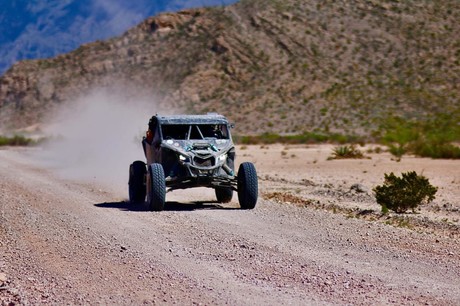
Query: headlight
[
  {"left": 217, "top": 154, "right": 227, "bottom": 163},
  {"left": 179, "top": 154, "right": 188, "bottom": 161}
]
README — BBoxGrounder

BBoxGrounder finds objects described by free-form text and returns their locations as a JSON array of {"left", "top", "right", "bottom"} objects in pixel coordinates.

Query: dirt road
[{"left": 1, "top": 146, "right": 460, "bottom": 305}]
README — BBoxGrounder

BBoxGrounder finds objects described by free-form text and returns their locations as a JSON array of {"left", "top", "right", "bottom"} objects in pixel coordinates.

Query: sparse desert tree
[
  {"left": 373, "top": 171, "right": 437, "bottom": 213},
  {"left": 328, "top": 145, "right": 364, "bottom": 159}
]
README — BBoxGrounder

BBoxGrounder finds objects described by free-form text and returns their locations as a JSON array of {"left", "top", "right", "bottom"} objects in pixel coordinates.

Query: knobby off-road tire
[
  {"left": 237, "top": 162, "right": 258, "bottom": 209},
  {"left": 215, "top": 188, "right": 233, "bottom": 203},
  {"left": 129, "top": 161, "right": 146, "bottom": 204},
  {"left": 147, "top": 163, "right": 166, "bottom": 211}
]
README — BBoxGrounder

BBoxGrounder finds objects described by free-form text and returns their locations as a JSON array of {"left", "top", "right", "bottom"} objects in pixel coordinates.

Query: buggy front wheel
[
  {"left": 147, "top": 163, "right": 166, "bottom": 211},
  {"left": 237, "top": 162, "right": 258, "bottom": 209}
]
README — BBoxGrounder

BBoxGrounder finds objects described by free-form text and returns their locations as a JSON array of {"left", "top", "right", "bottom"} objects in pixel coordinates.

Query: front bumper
[{"left": 165, "top": 160, "right": 236, "bottom": 191}]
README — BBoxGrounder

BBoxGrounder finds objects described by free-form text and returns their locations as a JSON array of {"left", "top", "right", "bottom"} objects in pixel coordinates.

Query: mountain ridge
[{"left": 1, "top": 0, "right": 459, "bottom": 136}]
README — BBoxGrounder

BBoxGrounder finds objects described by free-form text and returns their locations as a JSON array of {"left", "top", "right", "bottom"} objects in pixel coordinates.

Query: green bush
[
  {"left": 234, "top": 132, "right": 362, "bottom": 145},
  {"left": 379, "top": 113, "right": 460, "bottom": 159},
  {"left": 373, "top": 171, "right": 438, "bottom": 213},
  {"left": 411, "top": 141, "right": 460, "bottom": 159},
  {"left": 0, "top": 135, "right": 34, "bottom": 146}
]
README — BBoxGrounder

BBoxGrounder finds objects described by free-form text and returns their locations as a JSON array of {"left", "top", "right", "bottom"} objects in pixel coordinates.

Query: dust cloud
[{"left": 37, "top": 89, "right": 166, "bottom": 196}]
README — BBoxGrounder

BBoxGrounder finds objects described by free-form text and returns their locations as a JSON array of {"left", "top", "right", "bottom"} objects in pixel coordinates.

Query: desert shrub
[
  {"left": 235, "top": 132, "right": 362, "bottom": 145},
  {"left": 388, "top": 144, "right": 406, "bottom": 158},
  {"left": 379, "top": 117, "right": 419, "bottom": 158},
  {"left": 373, "top": 171, "right": 438, "bottom": 213},
  {"left": 369, "top": 146, "right": 384, "bottom": 154},
  {"left": 411, "top": 140, "right": 460, "bottom": 159},
  {"left": 0, "top": 135, "right": 34, "bottom": 146},
  {"left": 379, "top": 113, "right": 460, "bottom": 159},
  {"left": 328, "top": 145, "right": 364, "bottom": 159}
]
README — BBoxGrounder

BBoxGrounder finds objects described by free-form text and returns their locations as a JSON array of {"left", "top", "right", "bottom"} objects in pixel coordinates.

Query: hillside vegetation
[{"left": 0, "top": 0, "right": 459, "bottom": 138}]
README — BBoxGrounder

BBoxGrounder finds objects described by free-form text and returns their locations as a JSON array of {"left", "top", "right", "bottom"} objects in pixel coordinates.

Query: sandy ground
[
  {"left": 1, "top": 145, "right": 460, "bottom": 305},
  {"left": 241, "top": 144, "right": 460, "bottom": 225}
]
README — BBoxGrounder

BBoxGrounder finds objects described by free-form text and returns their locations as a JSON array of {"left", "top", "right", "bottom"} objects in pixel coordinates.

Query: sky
[{"left": 0, "top": 0, "right": 238, "bottom": 75}]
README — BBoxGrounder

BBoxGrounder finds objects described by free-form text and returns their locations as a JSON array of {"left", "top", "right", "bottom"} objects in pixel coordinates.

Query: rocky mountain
[{"left": 1, "top": 0, "right": 459, "bottom": 136}]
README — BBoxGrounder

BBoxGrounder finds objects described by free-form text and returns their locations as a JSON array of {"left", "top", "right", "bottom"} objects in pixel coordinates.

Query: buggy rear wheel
[
  {"left": 237, "top": 162, "right": 258, "bottom": 209},
  {"left": 215, "top": 188, "right": 233, "bottom": 203},
  {"left": 147, "top": 163, "right": 166, "bottom": 211},
  {"left": 129, "top": 161, "right": 146, "bottom": 204}
]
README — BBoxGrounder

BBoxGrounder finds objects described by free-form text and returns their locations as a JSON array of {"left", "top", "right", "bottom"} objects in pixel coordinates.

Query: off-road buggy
[{"left": 128, "top": 113, "right": 258, "bottom": 211}]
